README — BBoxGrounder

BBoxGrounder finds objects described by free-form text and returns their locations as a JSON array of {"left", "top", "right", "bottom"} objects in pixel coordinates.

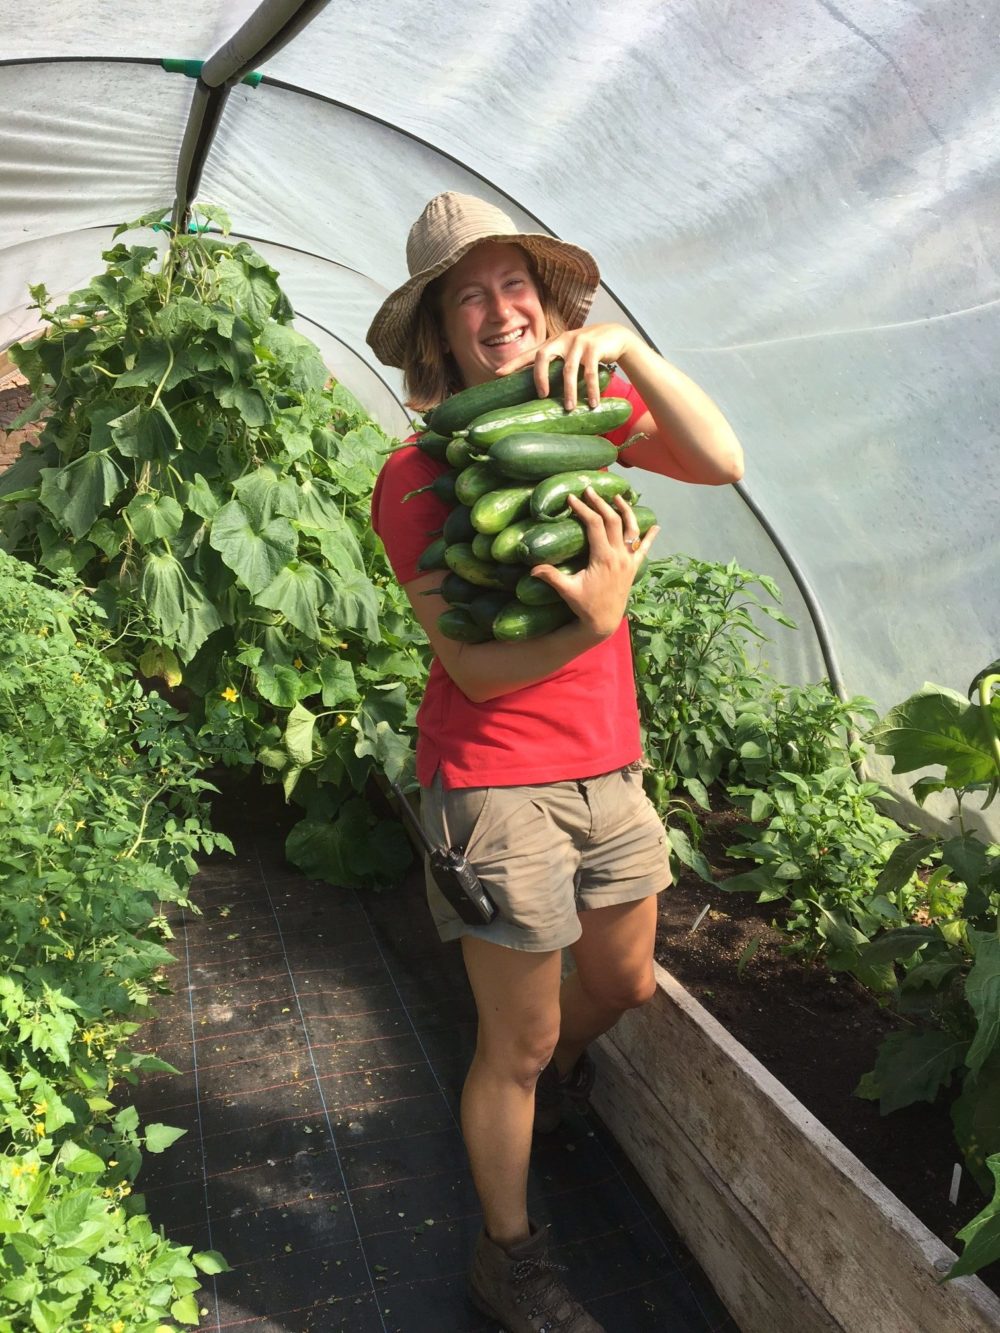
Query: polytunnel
[{"left": 3, "top": 2, "right": 1000, "bottom": 1330}]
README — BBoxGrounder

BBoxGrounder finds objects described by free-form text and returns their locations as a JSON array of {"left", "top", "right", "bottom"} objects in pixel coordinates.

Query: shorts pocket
[{"left": 438, "top": 784, "right": 493, "bottom": 855}]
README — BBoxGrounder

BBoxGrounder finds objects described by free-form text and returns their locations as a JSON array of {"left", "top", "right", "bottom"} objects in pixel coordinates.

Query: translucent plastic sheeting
[
  {"left": 2, "top": 1, "right": 259, "bottom": 59},
  {"left": 1, "top": 1, "right": 998, "bottom": 828},
  {"left": 0, "top": 63, "right": 191, "bottom": 249}
]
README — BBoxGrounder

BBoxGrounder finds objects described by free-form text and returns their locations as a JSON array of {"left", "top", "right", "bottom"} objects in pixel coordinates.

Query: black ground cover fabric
[{"left": 132, "top": 776, "right": 737, "bottom": 1332}]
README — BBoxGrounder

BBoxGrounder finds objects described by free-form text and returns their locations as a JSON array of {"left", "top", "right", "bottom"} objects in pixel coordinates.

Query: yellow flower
[
  {"left": 64, "top": 948, "right": 75, "bottom": 960},
  {"left": 338, "top": 641, "right": 348, "bottom": 649},
  {"left": 81, "top": 1029, "right": 94, "bottom": 1046},
  {"left": 53, "top": 823, "right": 65, "bottom": 835},
  {"left": 11, "top": 1164, "right": 22, "bottom": 1178},
  {"left": 37, "top": 626, "right": 49, "bottom": 638},
  {"left": 220, "top": 686, "right": 238, "bottom": 703},
  {"left": 71, "top": 672, "right": 82, "bottom": 683},
  {"left": 336, "top": 714, "right": 349, "bottom": 726},
  {"left": 111, "top": 1322, "right": 125, "bottom": 1333},
  {"left": 33, "top": 1101, "right": 47, "bottom": 1117},
  {"left": 293, "top": 657, "right": 304, "bottom": 670},
  {"left": 24, "top": 1162, "right": 38, "bottom": 1175},
  {"left": 75, "top": 820, "right": 85, "bottom": 831},
  {"left": 34, "top": 1122, "right": 45, "bottom": 1137},
  {"left": 39, "top": 916, "right": 50, "bottom": 929}
]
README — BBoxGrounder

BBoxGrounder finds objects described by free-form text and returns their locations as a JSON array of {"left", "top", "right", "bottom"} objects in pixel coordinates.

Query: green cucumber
[
  {"left": 437, "top": 607, "right": 492, "bottom": 642},
  {"left": 471, "top": 532, "right": 495, "bottom": 560},
  {"left": 467, "top": 393, "right": 629, "bottom": 447},
  {"left": 455, "top": 461, "right": 505, "bottom": 507},
  {"left": 446, "top": 437, "right": 485, "bottom": 469},
  {"left": 470, "top": 485, "right": 535, "bottom": 535},
  {"left": 489, "top": 518, "right": 538, "bottom": 564},
  {"left": 441, "top": 504, "right": 476, "bottom": 544},
  {"left": 416, "top": 431, "right": 450, "bottom": 462},
  {"left": 403, "top": 469, "right": 459, "bottom": 504},
  {"left": 487, "top": 433, "right": 619, "bottom": 480},
  {"left": 426, "top": 360, "right": 615, "bottom": 436},
  {"left": 417, "top": 535, "right": 449, "bottom": 571},
  {"left": 516, "top": 505, "right": 657, "bottom": 566},
  {"left": 427, "top": 572, "right": 479, "bottom": 604},
  {"left": 530, "top": 470, "right": 638, "bottom": 521},
  {"left": 468, "top": 590, "right": 514, "bottom": 630},
  {"left": 492, "top": 600, "right": 576, "bottom": 641},
  {"left": 444, "top": 544, "right": 525, "bottom": 589},
  {"left": 515, "top": 562, "right": 584, "bottom": 605}
]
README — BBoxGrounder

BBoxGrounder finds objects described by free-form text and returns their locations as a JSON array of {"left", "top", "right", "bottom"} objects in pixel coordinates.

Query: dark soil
[{"left": 653, "top": 794, "right": 1000, "bottom": 1296}]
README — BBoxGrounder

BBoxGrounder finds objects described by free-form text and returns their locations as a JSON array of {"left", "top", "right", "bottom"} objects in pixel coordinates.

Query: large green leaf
[
  {"left": 109, "top": 402, "right": 180, "bottom": 461},
  {"left": 284, "top": 703, "right": 317, "bottom": 766},
  {"left": 941, "top": 834, "right": 991, "bottom": 891},
  {"left": 858, "top": 1028, "right": 968, "bottom": 1115},
  {"left": 38, "top": 452, "right": 126, "bottom": 538},
  {"left": 140, "top": 552, "right": 223, "bottom": 659},
  {"left": 209, "top": 499, "right": 297, "bottom": 595},
  {"left": 214, "top": 381, "right": 270, "bottom": 427},
  {"left": 259, "top": 323, "right": 329, "bottom": 391},
  {"left": 871, "top": 686, "right": 998, "bottom": 788},
  {"left": 125, "top": 492, "right": 183, "bottom": 543},
  {"left": 216, "top": 255, "right": 280, "bottom": 328},
  {"left": 874, "top": 835, "right": 936, "bottom": 896},
  {"left": 966, "top": 931, "right": 1000, "bottom": 1075},
  {"left": 319, "top": 656, "right": 358, "bottom": 707},
  {"left": 952, "top": 1055, "right": 1000, "bottom": 1194},
  {"left": 256, "top": 561, "right": 330, "bottom": 638},
  {"left": 325, "top": 568, "right": 381, "bottom": 640},
  {"left": 285, "top": 802, "right": 412, "bottom": 889},
  {"left": 948, "top": 1154, "right": 1000, "bottom": 1279},
  {"left": 253, "top": 660, "right": 307, "bottom": 708},
  {"left": 233, "top": 466, "right": 300, "bottom": 524}
]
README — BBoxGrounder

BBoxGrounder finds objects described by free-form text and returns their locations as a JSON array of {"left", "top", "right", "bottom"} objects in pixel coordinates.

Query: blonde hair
[{"left": 402, "top": 255, "right": 569, "bottom": 415}]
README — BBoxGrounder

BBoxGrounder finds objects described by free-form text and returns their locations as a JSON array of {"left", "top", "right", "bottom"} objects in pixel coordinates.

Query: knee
[
  {"left": 479, "top": 1023, "right": 561, "bottom": 1090},
  {"left": 587, "top": 970, "right": 657, "bottom": 1014}
]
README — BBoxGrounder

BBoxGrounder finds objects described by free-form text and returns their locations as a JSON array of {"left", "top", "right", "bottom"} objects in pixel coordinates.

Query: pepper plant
[
  {"left": 0, "top": 208, "right": 427, "bottom": 887},
  {"left": 841, "top": 662, "right": 1000, "bottom": 1279}
]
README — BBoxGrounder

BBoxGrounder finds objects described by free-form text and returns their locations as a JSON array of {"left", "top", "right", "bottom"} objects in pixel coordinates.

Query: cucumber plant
[{"left": 0, "top": 207, "right": 427, "bottom": 888}]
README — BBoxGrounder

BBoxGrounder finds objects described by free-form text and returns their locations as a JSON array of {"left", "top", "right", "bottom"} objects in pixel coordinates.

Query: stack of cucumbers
[{"left": 409, "top": 359, "right": 656, "bottom": 643}]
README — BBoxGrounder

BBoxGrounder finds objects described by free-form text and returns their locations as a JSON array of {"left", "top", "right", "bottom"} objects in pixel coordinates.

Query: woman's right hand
[{"left": 527, "top": 489, "right": 659, "bottom": 639}]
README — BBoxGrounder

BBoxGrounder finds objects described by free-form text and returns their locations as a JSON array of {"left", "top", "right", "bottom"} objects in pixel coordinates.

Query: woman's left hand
[{"left": 497, "top": 323, "right": 639, "bottom": 410}]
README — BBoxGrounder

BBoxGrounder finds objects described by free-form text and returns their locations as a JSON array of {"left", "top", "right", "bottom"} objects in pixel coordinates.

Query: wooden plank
[
  {"left": 593, "top": 1036, "right": 841, "bottom": 1333},
  {"left": 598, "top": 962, "right": 1000, "bottom": 1333}
]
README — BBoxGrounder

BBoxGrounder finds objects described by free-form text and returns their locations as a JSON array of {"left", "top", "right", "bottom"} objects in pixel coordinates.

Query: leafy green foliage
[
  {"left": 0, "top": 551, "right": 228, "bottom": 1326},
  {"left": 722, "top": 766, "right": 906, "bottom": 969},
  {"left": 0, "top": 211, "right": 430, "bottom": 886},
  {"left": 846, "top": 665, "right": 1000, "bottom": 1278}
]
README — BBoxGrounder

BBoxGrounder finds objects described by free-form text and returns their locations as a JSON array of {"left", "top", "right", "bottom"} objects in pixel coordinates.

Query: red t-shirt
[{"left": 371, "top": 373, "right": 647, "bottom": 789}]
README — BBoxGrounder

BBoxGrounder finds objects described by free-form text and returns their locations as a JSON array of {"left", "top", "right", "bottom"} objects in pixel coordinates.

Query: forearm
[
  {"left": 617, "top": 338, "right": 744, "bottom": 485},
  {"left": 441, "top": 617, "right": 608, "bottom": 703}
]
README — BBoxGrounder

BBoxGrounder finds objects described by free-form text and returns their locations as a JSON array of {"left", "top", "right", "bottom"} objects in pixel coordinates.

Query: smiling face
[{"left": 436, "top": 241, "right": 548, "bottom": 388}]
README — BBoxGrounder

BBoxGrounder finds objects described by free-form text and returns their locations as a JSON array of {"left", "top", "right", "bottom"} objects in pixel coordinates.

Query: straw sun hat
[{"left": 365, "top": 192, "right": 601, "bottom": 369}]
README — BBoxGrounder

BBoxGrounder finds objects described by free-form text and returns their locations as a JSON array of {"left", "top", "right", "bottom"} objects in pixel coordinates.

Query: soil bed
[{"left": 653, "top": 794, "right": 1000, "bottom": 1297}]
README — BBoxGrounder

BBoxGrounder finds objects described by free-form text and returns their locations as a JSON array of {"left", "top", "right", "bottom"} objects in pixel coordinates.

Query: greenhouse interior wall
[{"left": 4, "top": 0, "right": 997, "bottom": 832}]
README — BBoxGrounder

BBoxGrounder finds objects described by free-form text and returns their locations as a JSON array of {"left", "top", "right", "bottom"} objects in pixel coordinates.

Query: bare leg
[
  {"left": 553, "top": 896, "right": 658, "bottom": 1074},
  {"left": 460, "top": 936, "right": 563, "bottom": 1246}
]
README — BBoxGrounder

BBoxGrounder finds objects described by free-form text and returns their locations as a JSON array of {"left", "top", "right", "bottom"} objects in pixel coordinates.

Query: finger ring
[{"left": 625, "top": 535, "right": 641, "bottom": 553}]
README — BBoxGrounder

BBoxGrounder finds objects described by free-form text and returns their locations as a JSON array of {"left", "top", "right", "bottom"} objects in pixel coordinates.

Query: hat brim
[{"left": 366, "top": 231, "right": 600, "bottom": 370}]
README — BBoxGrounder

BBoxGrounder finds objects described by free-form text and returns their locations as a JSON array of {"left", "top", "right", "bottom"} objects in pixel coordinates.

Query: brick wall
[{"left": 0, "top": 373, "right": 39, "bottom": 474}]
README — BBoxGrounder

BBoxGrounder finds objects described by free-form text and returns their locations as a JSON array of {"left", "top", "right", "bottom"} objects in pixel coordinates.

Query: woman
[{"left": 368, "top": 192, "right": 743, "bottom": 1333}]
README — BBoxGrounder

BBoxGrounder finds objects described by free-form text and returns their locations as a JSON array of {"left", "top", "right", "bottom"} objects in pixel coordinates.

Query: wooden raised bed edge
[{"left": 591, "top": 960, "right": 1000, "bottom": 1333}]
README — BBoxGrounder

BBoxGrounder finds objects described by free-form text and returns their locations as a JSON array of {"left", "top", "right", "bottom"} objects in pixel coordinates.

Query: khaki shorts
[{"left": 420, "top": 764, "right": 671, "bottom": 952}]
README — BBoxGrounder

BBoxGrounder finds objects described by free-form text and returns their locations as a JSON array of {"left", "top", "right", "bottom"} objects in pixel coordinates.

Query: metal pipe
[{"left": 172, "top": 1, "right": 330, "bottom": 231}]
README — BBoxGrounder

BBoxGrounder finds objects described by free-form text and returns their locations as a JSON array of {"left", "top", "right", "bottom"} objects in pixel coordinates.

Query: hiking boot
[
  {"left": 469, "top": 1222, "right": 605, "bottom": 1332},
  {"left": 533, "top": 1051, "right": 596, "bottom": 1135}
]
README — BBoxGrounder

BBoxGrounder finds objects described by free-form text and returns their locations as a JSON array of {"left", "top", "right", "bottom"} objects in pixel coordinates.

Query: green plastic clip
[{"left": 161, "top": 58, "right": 263, "bottom": 87}]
